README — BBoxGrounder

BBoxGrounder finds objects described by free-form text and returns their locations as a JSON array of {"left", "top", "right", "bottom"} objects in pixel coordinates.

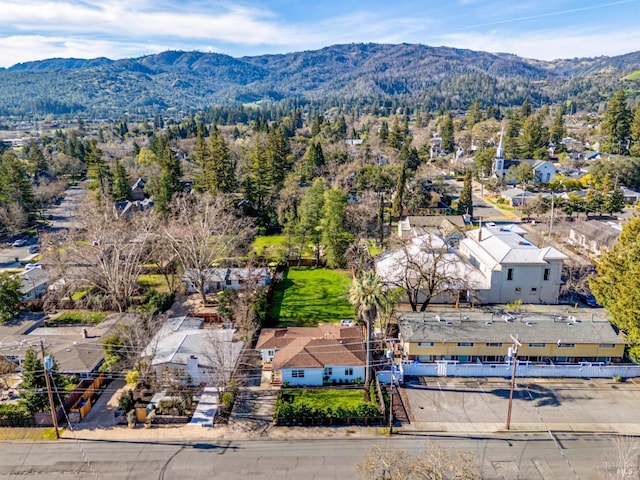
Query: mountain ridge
[{"left": 0, "top": 43, "right": 639, "bottom": 117}]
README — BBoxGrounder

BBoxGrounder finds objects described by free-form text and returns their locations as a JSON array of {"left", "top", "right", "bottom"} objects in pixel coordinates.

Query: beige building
[{"left": 397, "top": 310, "right": 625, "bottom": 365}]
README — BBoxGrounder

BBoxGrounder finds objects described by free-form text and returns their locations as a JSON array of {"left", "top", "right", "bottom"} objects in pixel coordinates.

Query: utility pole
[
  {"left": 387, "top": 345, "right": 394, "bottom": 435},
  {"left": 505, "top": 334, "right": 522, "bottom": 431},
  {"left": 40, "top": 340, "right": 60, "bottom": 439}
]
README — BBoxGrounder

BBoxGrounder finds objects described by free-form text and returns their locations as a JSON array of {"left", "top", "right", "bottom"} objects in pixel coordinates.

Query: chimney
[
  {"left": 82, "top": 328, "right": 88, "bottom": 338},
  {"left": 478, "top": 228, "right": 482, "bottom": 242}
]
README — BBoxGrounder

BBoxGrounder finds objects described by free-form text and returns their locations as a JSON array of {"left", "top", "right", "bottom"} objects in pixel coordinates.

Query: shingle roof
[{"left": 272, "top": 337, "right": 365, "bottom": 369}]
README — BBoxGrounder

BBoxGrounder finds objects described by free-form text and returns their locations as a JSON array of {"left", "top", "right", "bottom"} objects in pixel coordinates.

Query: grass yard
[
  {"left": 269, "top": 268, "right": 354, "bottom": 326},
  {"left": 47, "top": 311, "right": 107, "bottom": 326},
  {"left": 0, "top": 428, "right": 62, "bottom": 440},
  {"left": 252, "top": 235, "right": 317, "bottom": 262},
  {"left": 138, "top": 274, "right": 171, "bottom": 294},
  {"left": 283, "top": 389, "right": 367, "bottom": 410}
]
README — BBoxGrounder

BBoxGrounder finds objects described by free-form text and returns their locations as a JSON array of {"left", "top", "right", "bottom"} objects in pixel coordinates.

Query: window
[
  {"left": 598, "top": 343, "right": 615, "bottom": 349},
  {"left": 544, "top": 268, "right": 550, "bottom": 281},
  {"left": 531, "top": 287, "right": 537, "bottom": 293},
  {"left": 267, "top": 349, "right": 275, "bottom": 358},
  {"left": 557, "top": 343, "right": 575, "bottom": 348},
  {"left": 486, "top": 342, "right": 503, "bottom": 348},
  {"left": 291, "top": 370, "right": 305, "bottom": 378},
  {"left": 344, "top": 368, "right": 354, "bottom": 376},
  {"left": 515, "top": 287, "right": 521, "bottom": 292},
  {"left": 323, "top": 367, "right": 332, "bottom": 376},
  {"left": 457, "top": 342, "right": 474, "bottom": 347},
  {"left": 507, "top": 268, "right": 514, "bottom": 281},
  {"left": 418, "top": 342, "right": 435, "bottom": 347},
  {"left": 528, "top": 343, "right": 546, "bottom": 348},
  {"left": 457, "top": 356, "right": 471, "bottom": 363}
]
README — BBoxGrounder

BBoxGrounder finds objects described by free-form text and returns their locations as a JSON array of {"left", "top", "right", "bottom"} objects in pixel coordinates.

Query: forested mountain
[{"left": 1, "top": 43, "right": 640, "bottom": 118}]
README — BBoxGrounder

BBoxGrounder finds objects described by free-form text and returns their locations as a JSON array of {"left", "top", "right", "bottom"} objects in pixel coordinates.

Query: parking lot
[{"left": 402, "top": 377, "right": 640, "bottom": 433}]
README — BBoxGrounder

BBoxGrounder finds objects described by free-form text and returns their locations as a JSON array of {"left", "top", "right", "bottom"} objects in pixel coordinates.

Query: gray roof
[
  {"left": 461, "top": 227, "right": 567, "bottom": 265},
  {"left": 397, "top": 311, "right": 624, "bottom": 345},
  {"left": 145, "top": 317, "right": 244, "bottom": 370}
]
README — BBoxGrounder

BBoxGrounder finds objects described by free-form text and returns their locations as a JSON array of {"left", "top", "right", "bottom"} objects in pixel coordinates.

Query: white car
[
  {"left": 25, "top": 263, "right": 42, "bottom": 271},
  {"left": 12, "top": 239, "right": 27, "bottom": 247}
]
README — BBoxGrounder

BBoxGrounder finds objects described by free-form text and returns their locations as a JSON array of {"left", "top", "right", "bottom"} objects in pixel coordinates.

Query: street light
[{"left": 505, "top": 334, "right": 522, "bottom": 431}]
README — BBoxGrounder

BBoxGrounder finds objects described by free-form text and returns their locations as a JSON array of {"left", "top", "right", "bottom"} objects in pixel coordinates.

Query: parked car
[
  {"left": 28, "top": 245, "right": 39, "bottom": 254},
  {"left": 25, "top": 263, "right": 42, "bottom": 271},
  {"left": 12, "top": 239, "right": 27, "bottom": 247},
  {"left": 578, "top": 292, "right": 599, "bottom": 307}
]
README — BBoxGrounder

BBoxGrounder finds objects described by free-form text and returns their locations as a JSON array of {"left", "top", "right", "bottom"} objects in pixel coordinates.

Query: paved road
[
  {"left": 0, "top": 183, "right": 86, "bottom": 269},
  {"left": 0, "top": 434, "right": 628, "bottom": 479}
]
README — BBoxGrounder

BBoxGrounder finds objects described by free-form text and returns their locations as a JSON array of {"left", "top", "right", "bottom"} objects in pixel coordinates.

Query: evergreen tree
[
  {"left": 321, "top": 188, "right": 353, "bottom": 268},
  {"left": 602, "top": 90, "right": 632, "bottom": 155},
  {"left": 19, "top": 348, "right": 49, "bottom": 413},
  {"left": 388, "top": 116, "right": 405, "bottom": 150},
  {"left": 191, "top": 125, "right": 213, "bottom": 194},
  {"left": 550, "top": 109, "right": 565, "bottom": 147},
  {"left": 297, "top": 179, "right": 325, "bottom": 266},
  {"left": 0, "top": 151, "right": 35, "bottom": 229},
  {"left": 209, "top": 127, "right": 236, "bottom": 194},
  {"left": 391, "top": 163, "right": 407, "bottom": 218},
  {"left": 590, "top": 215, "right": 640, "bottom": 361},
  {"left": 457, "top": 171, "right": 473, "bottom": 216},
  {"left": 378, "top": 121, "right": 389, "bottom": 143},
  {"left": 302, "top": 142, "right": 325, "bottom": 182},
  {"left": 466, "top": 100, "right": 483, "bottom": 129},
  {"left": 0, "top": 273, "right": 21, "bottom": 324},
  {"left": 520, "top": 98, "right": 532, "bottom": 118},
  {"left": 86, "top": 140, "right": 112, "bottom": 201},
  {"left": 439, "top": 113, "right": 455, "bottom": 154},
  {"left": 111, "top": 158, "right": 131, "bottom": 202},
  {"left": 630, "top": 106, "right": 640, "bottom": 157},
  {"left": 519, "top": 114, "right": 548, "bottom": 159}
]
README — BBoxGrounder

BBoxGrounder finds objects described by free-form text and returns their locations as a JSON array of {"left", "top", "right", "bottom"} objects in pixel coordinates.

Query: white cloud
[{"left": 438, "top": 27, "right": 640, "bottom": 60}]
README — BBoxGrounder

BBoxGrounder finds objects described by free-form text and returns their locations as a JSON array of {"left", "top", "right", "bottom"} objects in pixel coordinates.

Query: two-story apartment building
[
  {"left": 458, "top": 225, "right": 567, "bottom": 304},
  {"left": 397, "top": 311, "right": 625, "bottom": 366}
]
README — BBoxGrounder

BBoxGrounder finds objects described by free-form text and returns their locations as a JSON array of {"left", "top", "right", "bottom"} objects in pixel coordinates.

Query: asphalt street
[{"left": 0, "top": 434, "right": 630, "bottom": 479}]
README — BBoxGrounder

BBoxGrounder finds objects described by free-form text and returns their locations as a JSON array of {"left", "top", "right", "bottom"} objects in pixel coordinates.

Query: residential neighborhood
[{"left": 3, "top": 38, "right": 640, "bottom": 478}]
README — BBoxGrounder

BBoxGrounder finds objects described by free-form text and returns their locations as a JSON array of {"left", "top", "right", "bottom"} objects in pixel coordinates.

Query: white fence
[{"left": 401, "top": 361, "right": 640, "bottom": 379}]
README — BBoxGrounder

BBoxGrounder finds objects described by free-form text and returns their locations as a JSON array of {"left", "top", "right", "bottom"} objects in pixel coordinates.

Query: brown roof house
[{"left": 256, "top": 325, "right": 365, "bottom": 386}]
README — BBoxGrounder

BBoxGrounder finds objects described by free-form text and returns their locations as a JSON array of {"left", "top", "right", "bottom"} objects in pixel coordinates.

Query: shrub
[
  {"left": 125, "top": 369, "right": 139, "bottom": 387},
  {"left": 118, "top": 389, "right": 134, "bottom": 413}
]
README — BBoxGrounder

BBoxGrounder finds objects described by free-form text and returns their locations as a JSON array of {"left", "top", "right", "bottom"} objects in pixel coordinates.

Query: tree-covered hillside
[{"left": 1, "top": 43, "right": 640, "bottom": 118}]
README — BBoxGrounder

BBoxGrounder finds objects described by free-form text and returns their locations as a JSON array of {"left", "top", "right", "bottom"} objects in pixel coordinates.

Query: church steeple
[
  {"left": 496, "top": 126, "right": 504, "bottom": 160},
  {"left": 493, "top": 126, "right": 504, "bottom": 177}
]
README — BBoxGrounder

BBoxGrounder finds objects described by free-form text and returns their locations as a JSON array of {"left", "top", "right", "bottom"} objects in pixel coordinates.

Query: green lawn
[
  {"left": 282, "top": 389, "right": 367, "bottom": 410},
  {"left": 138, "top": 274, "right": 171, "bottom": 294},
  {"left": 269, "top": 268, "right": 354, "bottom": 326},
  {"left": 47, "top": 311, "right": 107, "bottom": 326},
  {"left": 252, "top": 235, "right": 316, "bottom": 262}
]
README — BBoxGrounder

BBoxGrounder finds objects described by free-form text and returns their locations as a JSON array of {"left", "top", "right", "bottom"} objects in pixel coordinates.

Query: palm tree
[{"left": 349, "top": 270, "right": 387, "bottom": 386}]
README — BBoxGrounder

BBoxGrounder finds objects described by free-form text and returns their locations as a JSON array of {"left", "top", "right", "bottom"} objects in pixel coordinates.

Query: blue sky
[{"left": 1, "top": 0, "right": 640, "bottom": 68}]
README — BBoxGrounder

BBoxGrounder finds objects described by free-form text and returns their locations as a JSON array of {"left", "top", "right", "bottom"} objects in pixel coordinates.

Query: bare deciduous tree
[
  {"left": 355, "top": 442, "right": 482, "bottom": 480},
  {"left": 43, "top": 201, "right": 155, "bottom": 312},
  {"left": 601, "top": 436, "right": 640, "bottom": 479},
  {"left": 378, "top": 233, "right": 475, "bottom": 311},
  {"left": 165, "top": 193, "right": 254, "bottom": 304}
]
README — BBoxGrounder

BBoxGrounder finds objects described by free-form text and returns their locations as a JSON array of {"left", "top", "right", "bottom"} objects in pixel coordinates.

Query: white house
[
  {"left": 492, "top": 131, "right": 556, "bottom": 184},
  {"left": 458, "top": 225, "right": 567, "bottom": 304},
  {"left": 143, "top": 316, "right": 244, "bottom": 386},
  {"left": 377, "top": 225, "right": 567, "bottom": 306},
  {"left": 256, "top": 325, "right": 365, "bottom": 386},
  {"left": 183, "top": 267, "right": 271, "bottom": 294},
  {"left": 19, "top": 268, "right": 49, "bottom": 301}
]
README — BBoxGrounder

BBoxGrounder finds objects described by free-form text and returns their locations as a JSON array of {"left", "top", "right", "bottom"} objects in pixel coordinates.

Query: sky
[{"left": 1, "top": 0, "right": 640, "bottom": 68}]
